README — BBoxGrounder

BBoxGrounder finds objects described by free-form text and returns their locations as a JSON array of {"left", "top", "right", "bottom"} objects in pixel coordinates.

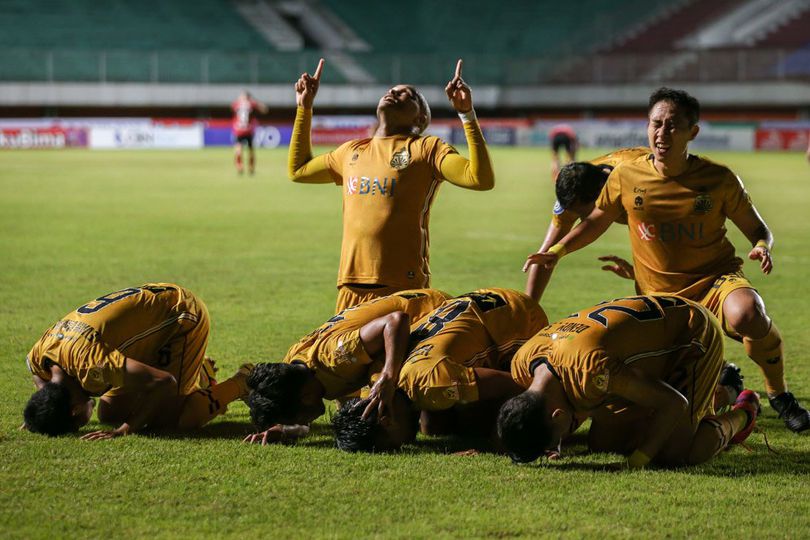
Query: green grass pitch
[{"left": 1, "top": 147, "right": 809, "bottom": 538}]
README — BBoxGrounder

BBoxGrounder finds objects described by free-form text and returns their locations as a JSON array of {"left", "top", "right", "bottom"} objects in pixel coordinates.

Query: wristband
[
  {"left": 755, "top": 240, "right": 769, "bottom": 250},
  {"left": 458, "top": 109, "right": 477, "bottom": 124},
  {"left": 546, "top": 244, "right": 567, "bottom": 258},
  {"left": 627, "top": 449, "right": 651, "bottom": 469}
]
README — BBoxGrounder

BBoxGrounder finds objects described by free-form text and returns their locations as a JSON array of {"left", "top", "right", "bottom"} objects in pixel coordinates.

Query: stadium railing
[{"left": 0, "top": 48, "right": 807, "bottom": 85}]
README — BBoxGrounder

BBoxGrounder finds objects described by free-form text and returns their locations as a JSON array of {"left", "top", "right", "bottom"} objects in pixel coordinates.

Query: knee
[{"left": 724, "top": 291, "right": 769, "bottom": 338}]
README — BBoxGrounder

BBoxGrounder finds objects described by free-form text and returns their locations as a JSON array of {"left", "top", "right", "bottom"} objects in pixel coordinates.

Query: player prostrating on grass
[
  {"left": 524, "top": 87, "right": 810, "bottom": 433},
  {"left": 232, "top": 90, "right": 268, "bottom": 175},
  {"left": 243, "top": 289, "right": 449, "bottom": 443},
  {"left": 332, "top": 288, "right": 548, "bottom": 452},
  {"left": 524, "top": 147, "right": 649, "bottom": 301},
  {"left": 23, "top": 284, "right": 253, "bottom": 439},
  {"left": 288, "top": 58, "right": 494, "bottom": 313},
  {"left": 498, "top": 295, "right": 761, "bottom": 467}
]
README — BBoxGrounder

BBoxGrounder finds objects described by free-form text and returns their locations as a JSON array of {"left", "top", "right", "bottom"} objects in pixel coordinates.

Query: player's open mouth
[{"left": 655, "top": 143, "right": 670, "bottom": 154}]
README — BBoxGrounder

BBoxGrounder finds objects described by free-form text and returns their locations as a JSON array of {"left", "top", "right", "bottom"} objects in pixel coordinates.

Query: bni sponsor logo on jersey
[
  {"left": 637, "top": 221, "right": 705, "bottom": 242},
  {"left": 345, "top": 176, "right": 396, "bottom": 197},
  {"left": 637, "top": 222, "right": 656, "bottom": 241}
]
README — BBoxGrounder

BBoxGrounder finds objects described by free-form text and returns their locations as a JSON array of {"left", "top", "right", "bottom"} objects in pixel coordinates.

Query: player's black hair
[
  {"left": 555, "top": 162, "right": 610, "bottom": 210},
  {"left": 497, "top": 391, "right": 553, "bottom": 464},
  {"left": 648, "top": 87, "right": 700, "bottom": 126},
  {"left": 332, "top": 397, "right": 383, "bottom": 453},
  {"left": 245, "top": 362, "right": 311, "bottom": 429},
  {"left": 23, "top": 382, "right": 76, "bottom": 436}
]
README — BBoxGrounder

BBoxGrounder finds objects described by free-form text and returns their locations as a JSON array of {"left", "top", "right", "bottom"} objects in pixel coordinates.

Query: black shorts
[
  {"left": 551, "top": 133, "right": 576, "bottom": 154},
  {"left": 235, "top": 133, "right": 254, "bottom": 148}
]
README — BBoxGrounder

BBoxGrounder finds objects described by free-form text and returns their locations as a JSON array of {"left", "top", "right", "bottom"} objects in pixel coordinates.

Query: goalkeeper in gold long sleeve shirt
[{"left": 288, "top": 59, "right": 494, "bottom": 313}]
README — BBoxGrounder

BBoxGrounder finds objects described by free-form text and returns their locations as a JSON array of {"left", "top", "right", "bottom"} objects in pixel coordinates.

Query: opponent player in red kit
[
  {"left": 549, "top": 123, "right": 578, "bottom": 181},
  {"left": 232, "top": 91, "right": 268, "bottom": 175}
]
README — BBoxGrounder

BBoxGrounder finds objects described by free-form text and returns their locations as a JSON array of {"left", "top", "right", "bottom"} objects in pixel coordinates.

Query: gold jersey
[
  {"left": 401, "top": 288, "right": 548, "bottom": 409},
  {"left": 597, "top": 154, "right": 756, "bottom": 298},
  {"left": 550, "top": 147, "right": 647, "bottom": 229},
  {"left": 26, "top": 284, "right": 207, "bottom": 396},
  {"left": 324, "top": 135, "right": 458, "bottom": 288},
  {"left": 283, "top": 288, "right": 449, "bottom": 399},
  {"left": 511, "top": 295, "right": 723, "bottom": 422}
]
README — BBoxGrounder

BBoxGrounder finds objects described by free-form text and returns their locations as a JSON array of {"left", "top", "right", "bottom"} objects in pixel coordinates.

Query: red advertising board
[
  {"left": 0, "top": 127, "right": 88, "bottom": 149},
  {"left": 755, "top": 129, "right": 810, "bottom": 151}
]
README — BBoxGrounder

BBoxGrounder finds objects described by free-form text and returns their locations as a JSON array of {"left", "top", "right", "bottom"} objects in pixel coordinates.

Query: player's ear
[{"left": 689, "top": 124, "right": 699, "bottom": 141}]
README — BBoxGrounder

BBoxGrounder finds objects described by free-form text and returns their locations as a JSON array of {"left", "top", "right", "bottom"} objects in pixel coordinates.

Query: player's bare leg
[
  {"left": 723, "top": 288, "right": 810, "bottom": 432},
  {"left": 247, "top": 146, "right": 256, "bottom": 175},
  {"left": 234, "top": 143, "right": 244, "bottom": 174}
]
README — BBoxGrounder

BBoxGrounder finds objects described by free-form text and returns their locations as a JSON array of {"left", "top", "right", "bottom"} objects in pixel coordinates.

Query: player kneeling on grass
[
  {"left": 331, "top": 288, "right": 548, "bottom": 452},
  {"left": 23, "top": 283, "right": 253, "bottom": 439},
  {"left": 243, "top": 289, "right": 449, "bottom": 443},
  {"left": 498, "top": 295, "right": 760, "bottom": 467}
]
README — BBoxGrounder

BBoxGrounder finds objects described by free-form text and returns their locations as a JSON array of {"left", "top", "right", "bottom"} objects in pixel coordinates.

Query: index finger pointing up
[
  {"left": 313, "top": 58, "right": 324, "bottom": 80},
  {"left": 454, "top": 59, "right": 463, "bottom": 79}
]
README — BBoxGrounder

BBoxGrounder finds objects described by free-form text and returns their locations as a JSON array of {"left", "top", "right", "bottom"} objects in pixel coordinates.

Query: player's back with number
[{"left": 516, "top": 295, "right": 713, "bottom": 378}]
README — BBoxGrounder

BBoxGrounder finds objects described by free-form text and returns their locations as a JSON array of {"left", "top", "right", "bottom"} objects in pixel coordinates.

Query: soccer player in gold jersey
[
  {"left": 331, "top": 288, "right": 547, "bottom": 452},
  {"left": 244, "top": 289, "right": 449, "bottom": 442},
  {"left": 288, "top": 59, "right": 494, "bottom": 313},
  {"left": 23, "top": 284, "right": 252, "bottom": 439},
  {"left": 524, "top": 87, "right": 809, "bottom": 432},
  {"left": 524, "top": 147, "right": 649, "bottom": 301},
  {"left": 499, "top": 295, "right": 761, "bottom": 466}
]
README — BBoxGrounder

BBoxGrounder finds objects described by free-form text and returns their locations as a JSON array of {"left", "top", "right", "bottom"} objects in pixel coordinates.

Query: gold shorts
[
  {"left": 335, "top": 284, "right": 405, "bottom": 314},
  {"left": 697, "top": 270, "right": 756, "bottom": 338}
]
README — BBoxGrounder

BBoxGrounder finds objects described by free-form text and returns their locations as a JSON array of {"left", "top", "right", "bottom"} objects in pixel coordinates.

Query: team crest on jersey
[
  {"left": 637, "top": 222, "right": 656, "bottom": 241},
  {"left": 634, "top": 196, "right": 643, "bottom": 208},
  {"left": 443, "top": 386, "right": 460, "bottom": 402},
  {"left": 693, "top": 194, "right": 713, "bottom": 214},
  {"left": 390, "top": 148, "right": 410, "bottom": 170},
  {"left": 87, "top": 366, "right": 104, "bottom": 383},
  {"left": 333, "top": 339, "right": 357, "bottom": 365},
  {"left": 593, "top": 371, "right": 609, "bottom": 391}
]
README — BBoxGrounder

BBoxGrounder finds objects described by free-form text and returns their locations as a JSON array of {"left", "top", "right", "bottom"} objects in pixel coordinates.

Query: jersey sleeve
[
  {"left": 323, "top": 141, "right": 356, "bottom": 185},
  {"left": 73, "top": 341, "right": 128, "bottom": 395},
  {"left": 436, "top": 122, "right": 495, "bottom": 190},
  {"left": 723, "top": 173, "right": 756, "bottom": 222},
  {"left": 287, "top": 106, "right": 341, "bottom": 184}
]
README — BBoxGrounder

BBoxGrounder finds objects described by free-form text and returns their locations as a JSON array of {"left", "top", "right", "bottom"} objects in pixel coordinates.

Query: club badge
[
  {"left": 693, "top": 194, "right": 713, "bottom": 214},
  {"left": 593, "top": 371, "right": 609, "bottom": 391},
  {"left": 390, "top": 148, "right": 410, "bottom": 170}
]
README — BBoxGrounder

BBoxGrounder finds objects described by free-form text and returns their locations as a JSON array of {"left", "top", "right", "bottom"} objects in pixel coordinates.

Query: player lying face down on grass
[
  {"left": 497, "top": 295, "right": 760, "bottom": 468},
  {"left": 288, "top": 58, "right": 495, "bottom": 314},
  {"left": 243, "top": 289, "right": 449, "bottom": 443},
  {"left": 523, "top": 148, "right": 649, "bottom": 302},
  {"left": 523, "top": 87, "right": 809, "bottom": 434},
  {"left": 22, "top": 284, "right": 253, "bottom": 439},
  {"left": 331, "top": 288, "right": 548, "bottom": 452}
]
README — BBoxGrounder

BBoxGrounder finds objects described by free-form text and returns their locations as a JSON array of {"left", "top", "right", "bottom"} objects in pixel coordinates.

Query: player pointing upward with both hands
[{"left": 288, "top": 59, "right": 495, "bottom": 312}]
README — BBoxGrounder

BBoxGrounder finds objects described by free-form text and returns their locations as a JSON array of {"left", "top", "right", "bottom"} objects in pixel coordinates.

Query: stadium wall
[{"left": 2, "top": 81, "right": 810, "bottom": 110}]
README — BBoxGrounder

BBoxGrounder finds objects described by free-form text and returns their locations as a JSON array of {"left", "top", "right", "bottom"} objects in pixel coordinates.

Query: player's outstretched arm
[
  {"left": 731, "top": 205, "right": 774, "bottom": 275},
  {"left": 524, "top": 207, "right": 618, "bottom": 271},
  {"left": 358, "top": 311, "right": 411, "bottom": 422},
  {"left": 288, "top": 59, "right": 333, "bottom": 184},
  {"left": 524, "top": 221, "right": 569, "bottom": 301},
  {"left": 440, "top": 59, "right": 494, "bottom": 191},
  {"left": 608, "top": 369, "right": 688, "bottom": 469},
  {"left": 81, "top": 359, "right": 177, "bottom": 441}
]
